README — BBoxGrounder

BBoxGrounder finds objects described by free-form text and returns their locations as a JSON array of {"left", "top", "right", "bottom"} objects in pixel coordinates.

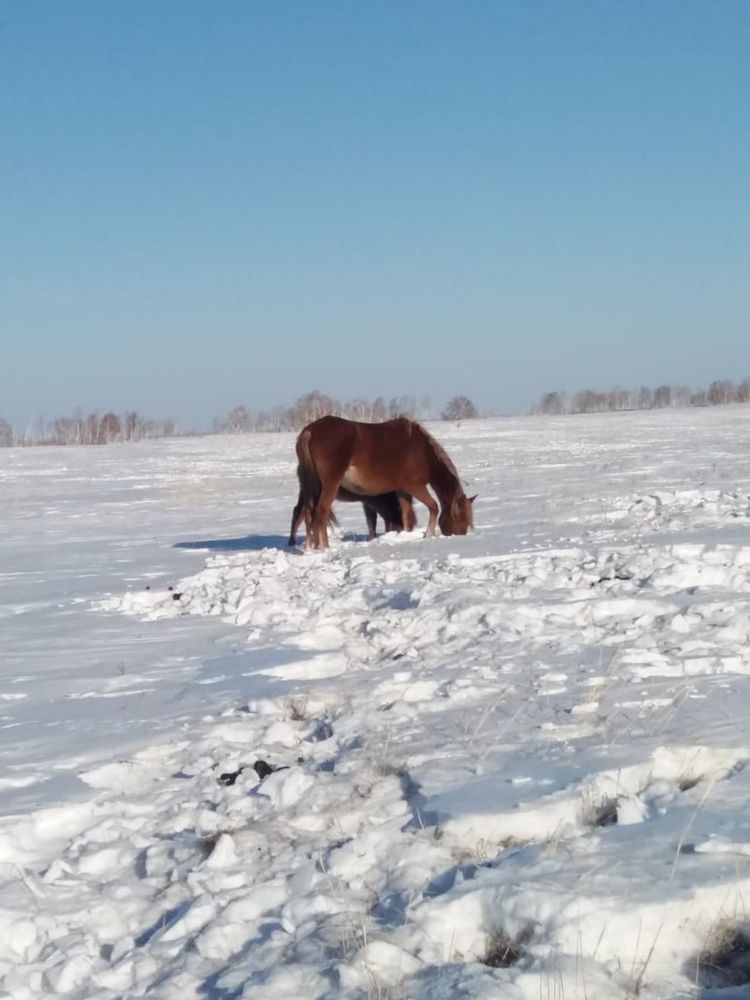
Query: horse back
[{"left": 304, "top": 415, "right": 430, "bottom": 493}]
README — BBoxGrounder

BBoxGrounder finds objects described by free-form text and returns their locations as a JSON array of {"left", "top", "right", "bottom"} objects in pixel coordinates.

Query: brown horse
[
  {"left": 294, "top": 416, "right": 475, "bottom": 549},
  {"left": 288, "top": 486, "right": 416, "bottom": 546},
  {"left": 349, "top": 488, "right": 417, "bottom": 540}
]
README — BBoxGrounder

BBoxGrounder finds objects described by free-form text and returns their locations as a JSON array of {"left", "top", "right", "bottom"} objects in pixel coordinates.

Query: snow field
[{"left": 3, "top": 408, "right": 750, "bottom": 997}]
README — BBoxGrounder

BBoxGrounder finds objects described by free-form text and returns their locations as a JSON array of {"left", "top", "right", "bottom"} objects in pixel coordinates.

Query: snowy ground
[{"left": 3, "top": 407, "right": 750, "bottom": 999}]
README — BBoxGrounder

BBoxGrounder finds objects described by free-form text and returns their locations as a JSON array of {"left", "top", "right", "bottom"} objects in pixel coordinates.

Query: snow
[{"left": 3, "top": 406, "right": 750, "bottom": 998}]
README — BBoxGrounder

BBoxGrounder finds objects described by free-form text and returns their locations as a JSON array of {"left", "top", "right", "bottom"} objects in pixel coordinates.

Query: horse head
[{"left": 439, "top": 493, "right": 476, "bottom": 536}]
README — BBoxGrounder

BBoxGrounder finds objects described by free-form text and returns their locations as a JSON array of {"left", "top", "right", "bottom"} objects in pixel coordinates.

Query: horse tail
[
  {"left": 295, "top": 428, "right": 321, "bottom": 511},
  {"left": 294, "top": 429, "right": 338, "bottom": 537}
]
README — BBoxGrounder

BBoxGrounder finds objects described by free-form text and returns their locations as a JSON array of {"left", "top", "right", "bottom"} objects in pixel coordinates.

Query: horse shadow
[{"left": 174, "top": 534, "right": 290, "bottom": 553}]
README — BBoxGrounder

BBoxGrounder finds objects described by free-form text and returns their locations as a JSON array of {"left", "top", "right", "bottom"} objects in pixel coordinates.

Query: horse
[
  {"left": 346, "top": 488, "right": 418, "bottom": 540},
  {"left": 293, "top": 415, "right": 475, "bottom": 549},
  {"left": 288, "top": 486, "right": 416, "bottom": 546}
]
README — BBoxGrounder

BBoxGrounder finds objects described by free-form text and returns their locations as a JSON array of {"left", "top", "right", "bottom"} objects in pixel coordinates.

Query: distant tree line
[
  {"left": 0, "top": 391, "right": 483, "bottom": 448},
  {"left": 213, "top": 390, "right": 429, "bottom": 434},
  {"left": 4, "top": 378, "right": 748, "bottom": 447},
  {"left": 214, "top": 391, "right": 421, "bottom": 434},
  {"left": 533, "top": 379, "right": 750, "bottom": 416},
  {"left": 213, "top": 390, "right": 480, "bottom": 433},
  {"left": 0, "top": 410, "right": 177, "bottom": 447}
]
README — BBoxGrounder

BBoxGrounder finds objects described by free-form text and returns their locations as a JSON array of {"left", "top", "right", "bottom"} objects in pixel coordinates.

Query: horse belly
[{"left": 340, "top": 465, "right": 388, "bottom": 496}]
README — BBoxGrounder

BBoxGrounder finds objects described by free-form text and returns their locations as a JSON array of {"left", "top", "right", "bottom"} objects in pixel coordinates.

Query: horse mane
[
  {"left": 403, "top": 419, "right": 471, "bottom": 525},
  {"left": 405, "top": 419, "right": 462, "bottom": 486}
]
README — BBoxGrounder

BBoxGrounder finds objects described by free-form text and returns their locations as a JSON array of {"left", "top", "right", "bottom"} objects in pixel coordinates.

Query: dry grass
[
  {"left": 372, "top": 759, "right": 409, "bottom": 779},
  {"left": 483, "top": 925, "right": 533, "bottom": 968},
  {"left": 580, "top": 787, "right": 619, "bottom": 828},
  {"left": 676, "top": 773, "right": 701, "bottom": 793},
  {"left": 694, "top": 919, "right": 750, "bottom": 989},
  {"left": 286, "top": 695, "right": 309, "bottom": 721}
]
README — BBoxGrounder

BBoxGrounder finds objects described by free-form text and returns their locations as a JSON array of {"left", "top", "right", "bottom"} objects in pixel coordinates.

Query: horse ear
[{"left": 468, "top": 494, "right": 477, "bottom": 504}]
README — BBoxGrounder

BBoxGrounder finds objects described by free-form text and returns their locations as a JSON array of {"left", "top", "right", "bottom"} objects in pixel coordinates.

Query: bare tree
[
  {"left": 220, "top": 406, "right": 252, "bottom": 433},
  {"left": 388, "top": 395, "right": 417, "bottom": 418},
  {"left": 653, "top": 385, "right": 673, "bottom": 408},
  {"left": 607, "top": 387, "right": 633, "bottom": 411},
  {"left": 342, "top": 398, "right": 370, "bottom": 421},
  {"left": 52, "top": 416, "right": 80, "bottom": 445},
  {"left": 673, "top": 385, "right": 691, "bottom": 407},
  {"left": 535, "top": 377, "right": 750, "bottom": 419},
  {"left": 268, "top": 405, "right": 288, "bottom": 431},
  {"left": 418, "top": 395, "right": 433, "bottom": 420},
  {"left": 441, "top": 395, "right": 479, "bottom": 421},
  {"left": 371, "top": 397, "right": 387, "bottom": 422},
  {"left": 100, "top": 412, "right": 122, "bottom": 443},
  {"left": 708, "top": 380, "right": 736, "bottom": 406},
  {"left": 637, "top": 386, "right": 654, "bottom": 409},
  {"left": 572, "top": 389, "right": 598, "bottom": 414},
  {"left": 0, "top": 418, "right": 13, "bottom": 446},
  {"left": 286, "top": 390, "right": 340, "bottom": 429},
  {"left": 124, "top": 411, "right": 138, "bottom": 441},
  {"left": 538, "top": 391, "right": 567, "bottom": 415}
]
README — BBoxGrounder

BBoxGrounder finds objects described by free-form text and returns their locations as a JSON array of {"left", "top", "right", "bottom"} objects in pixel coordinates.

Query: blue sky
[{"left": 1, "top": 1, "right": 748, "bottom": 427}]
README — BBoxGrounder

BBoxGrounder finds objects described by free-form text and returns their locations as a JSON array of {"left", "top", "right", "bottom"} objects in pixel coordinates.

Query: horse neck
[{"left": 427, "top": 449, "right": 461, "bottom": 506}]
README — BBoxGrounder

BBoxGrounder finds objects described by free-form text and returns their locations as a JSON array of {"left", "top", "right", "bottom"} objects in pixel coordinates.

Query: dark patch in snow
[
  {"left": 482, "top": 926, "right": 533, "bottom": 968},
  {"left": 595, "top": 800, "right": 619, "bottom": 827},
  {"left": 678, "top": 775, "right": 702, "bottom": 792},
  {"left": 253, "top": 759, "right": 274, "bottom": 780},
  {"left": 253, "top": 759, "right": 289, "bottom": 780},
  {"left": 217, "top": 759, "right": 289, "bottom": 785},
  {"left": 218, "top": 767, "right": 244, "bottom": 786},
  {"left": 693, "top": 925, "right": 750, "bottom": 990},
  {"left": 588, "top": 796, "right": 619, "bottom": 828},
  {"left": 306, "top": 719, "right": 334, "bottom": 742},
  {"left": 134, "top": 848, "right": 148, "bottom": 879}
]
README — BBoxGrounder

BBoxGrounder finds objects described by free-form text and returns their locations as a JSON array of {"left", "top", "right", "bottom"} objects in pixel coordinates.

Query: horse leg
[
  {"left": 313, "top": 479, "right": 341, "bottom": 549},
  {"left": 410, "top": 484, "right": 439, "bottom": 537},
  {"left": 364, "top": 503, "right": 378, "bottom": 539},
  {"left": 289, "top": 497, "right": 305, "bottom": 545},
  {"left": 303, "top": 505, "right": 315, "bottom": 549},
  {"left": 398, "top": 495, "right": 414, "bottom": 532}
]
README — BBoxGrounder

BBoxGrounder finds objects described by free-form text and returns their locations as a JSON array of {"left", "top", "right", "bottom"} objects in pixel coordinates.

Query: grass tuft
[
  {"left": 482, "top": 926, "right": 532, "bottom": 968},
  {"left": 694, "top": 920, "right": 750, "bottom": 989}
]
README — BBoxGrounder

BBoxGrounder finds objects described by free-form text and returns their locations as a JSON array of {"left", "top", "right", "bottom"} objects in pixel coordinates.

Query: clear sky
[{"left": 1, "top": 1, "right": 749, "bottom": 428}]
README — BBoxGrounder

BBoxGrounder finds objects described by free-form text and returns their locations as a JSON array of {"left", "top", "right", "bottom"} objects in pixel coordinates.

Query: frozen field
[{"left": 2, "top": 407, "right": 750, "bottom": 999}]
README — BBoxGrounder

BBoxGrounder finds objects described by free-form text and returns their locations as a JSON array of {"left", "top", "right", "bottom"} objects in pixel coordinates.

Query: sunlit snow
[{"left": 3, "top": 407, "right": 750, "bottom": 998}]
